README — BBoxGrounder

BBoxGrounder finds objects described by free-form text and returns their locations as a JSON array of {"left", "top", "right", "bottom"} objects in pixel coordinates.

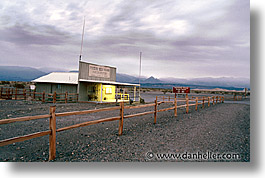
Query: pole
[
  {"left": 118, "top": 102, "right": 124, "bottom": 136},
  {"left": 139, "top": 52, "right": 142, "bottom": 101},
  {"left": 174, "top": 97, "right": 177, "bottom": 117},
  {"left": 186, "top": 97, "right": 189, "bottom": 114},
  {"left": 49, "top": 106, "right": 56, "bottom": 160},
  {"left": 154, "top": 96, "right": 157, "bottom": 124},
  {"left": 195, "top": 97, "right": 198, "bottom": 111},
  {"left": 79, "top": 16, "right": 86, "bottom": 61}
]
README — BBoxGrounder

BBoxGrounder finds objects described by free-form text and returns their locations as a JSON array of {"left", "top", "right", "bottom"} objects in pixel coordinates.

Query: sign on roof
[
  {"left": 89, "top": 64, "right": 110, "bottom": 78},
  {"left": 79, "top": 61, "right": 116, "bottom": 82}
]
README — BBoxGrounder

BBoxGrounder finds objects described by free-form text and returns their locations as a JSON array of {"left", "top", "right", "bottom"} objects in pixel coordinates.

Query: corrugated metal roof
[
  {"left": 32, "top": 72, "right": 78, "bottom": 84},
  {"left": 32, "top": 72, "right": 140, "bottom": 87}
]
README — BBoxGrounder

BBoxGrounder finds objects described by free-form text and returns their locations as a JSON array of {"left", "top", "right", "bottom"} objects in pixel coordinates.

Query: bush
[
  {"left": 140, "top": 97, "right": 145, "bottom": 104},
  {"left": 1, "top": 81, "right": 10, "bottom": 84},
  {"left": 14, "top": 83, "right": 25, "bottom": 88}
]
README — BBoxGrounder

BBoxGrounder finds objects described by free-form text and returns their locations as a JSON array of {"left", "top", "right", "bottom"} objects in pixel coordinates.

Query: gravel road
[{"left": 0, "top": 97, "right": 250, "bottom": 162}]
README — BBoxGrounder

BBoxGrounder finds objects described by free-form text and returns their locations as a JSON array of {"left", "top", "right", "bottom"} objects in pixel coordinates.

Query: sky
[{"left": 0, "top": 0, "right": 250, "bottom": 79}]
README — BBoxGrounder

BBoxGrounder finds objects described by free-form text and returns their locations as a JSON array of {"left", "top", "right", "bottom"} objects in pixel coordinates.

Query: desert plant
[{"left": 14, "top": 83, "right": 25, "bottom": 88}]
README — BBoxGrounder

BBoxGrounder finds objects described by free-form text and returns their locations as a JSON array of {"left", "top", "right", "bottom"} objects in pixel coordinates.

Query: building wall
[
  {"left": 78, "top": 61, "right": 116, "bottom": 82},
  {"left": 78, "top": 82, "right": 89, "bottom": 101},
  {"left": 36, "top": 83, "right": 77, "bottom": 93},
  {"left": 78, "top": 82, "right": 116, "bottom": 102},
  {"left": 102, "top": 85, "right": 116, "bottom": 102}
]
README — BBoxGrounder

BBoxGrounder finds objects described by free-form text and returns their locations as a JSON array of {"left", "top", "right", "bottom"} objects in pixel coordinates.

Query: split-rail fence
[{"left": 0, "top": 95, "right": 224, "bottom": 161}]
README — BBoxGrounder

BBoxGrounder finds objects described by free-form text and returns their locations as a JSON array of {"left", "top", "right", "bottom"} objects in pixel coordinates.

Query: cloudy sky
[{"left": 0, "top": 0, "right": 249, "bottom": 79}]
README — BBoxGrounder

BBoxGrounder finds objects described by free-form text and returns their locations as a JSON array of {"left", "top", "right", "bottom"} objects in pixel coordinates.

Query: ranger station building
[{"left": 33, "top": 61, "right": 140, "bottom": 103}]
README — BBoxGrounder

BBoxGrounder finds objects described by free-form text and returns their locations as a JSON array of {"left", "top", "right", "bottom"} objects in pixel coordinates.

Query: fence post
[
  {"left": 33, "top": 89, "right": 36, "bottom": 100},
  {"left": 14, "top": 88, "right": 17, "bottom": 100},
  {"left": 174, "top": 97, "right": 177, "bottom": 117},
  {"left": 49, "top": 106, "right": 56, "bottom": 161},
  {"left": 53, "top": 91, "right": 56, "bottom": 104},
  {"left": 222, "top": 96, "right": 224, "bottom": 103},
  {"left": 65, "top": 92, "right": 68, "bottom": 103},
  {"left": 168, "top": 96, "right": 170, "bottom": 101},
  {"left": 118, "top": 102, "right": 124, "bottom": 136},
  {"left": 186, "top": 97, "right": 189, "bottom": 114},
  {"left": 212, "top": 96, "right": 215, "bottom": 105},
  {"left": 195, "top": 97, "right": 198, "bottom": 111},
  {"left": 11, "top": 88, "right": 14, "bottom": 99},
  {"left": 7, "top": 88, "right": 10, "bottom": 99},
  {"left": 23, "top": 89, "right": 26, "bottom": 100},
  {"left": 208, "top": 97, "right": 210, "bottom": 107},
  {"left": 76, "top": 94, "right": 79, "bottom": 102},
  {"left": 154, "top": 96, "right": 158, "bottom": 123},
  {"left": 0, "top": 87, "right": 2, "bottom": 99},
  {"left": 42, "top": 91, "right": 45, "bottom": 103},
  {"left": 202, "top": 97, "right": 205, "bottom": 109}
]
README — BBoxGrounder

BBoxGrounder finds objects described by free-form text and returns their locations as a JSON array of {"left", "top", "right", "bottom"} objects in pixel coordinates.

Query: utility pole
[
  {"left": 77, "top": 16, "right": 85, "bottom": 98},
  {"left": 79, "top": 16, "right": 86, "bottom": 61},
  {"left": 139, "top": 52, "right": 142, "bottom": 101}
]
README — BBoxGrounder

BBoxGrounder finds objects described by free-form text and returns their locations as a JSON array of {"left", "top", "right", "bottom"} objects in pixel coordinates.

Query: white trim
[{"left": 79, "top": 79, "right": 140, "bottom": 86}]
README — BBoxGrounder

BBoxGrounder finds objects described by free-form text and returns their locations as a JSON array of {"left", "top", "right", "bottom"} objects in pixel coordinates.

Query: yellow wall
[
  {"left": 102, "top": 85, "right": 116, "bottom": 102},
  {"left": 86, "top": 83, "right": 129, "bottom": 102},
  {"left": 88, "top": 84, "right": 116, "bottom": 102}
]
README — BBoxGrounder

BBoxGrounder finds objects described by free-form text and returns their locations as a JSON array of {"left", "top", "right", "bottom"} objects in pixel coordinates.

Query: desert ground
[{"left": 0, "top": 92, "right": 250, "bottom": 162}]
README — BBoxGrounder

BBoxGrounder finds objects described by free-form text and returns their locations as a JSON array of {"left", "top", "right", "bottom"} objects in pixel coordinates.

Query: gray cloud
[
  {"left": 0, "top": 0, "right": 250, "bottom": 79},
  {"left": 0, "top": 23, "right": 72, "bottom": 46}
]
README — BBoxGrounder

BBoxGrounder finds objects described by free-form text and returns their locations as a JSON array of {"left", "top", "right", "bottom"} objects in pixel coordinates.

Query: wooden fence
[
  {"left": 0, "top": 95, "right": 224, "bottom": 161},
  {"left": 0, "top": 87, "right": 78, "bottom": 103}
]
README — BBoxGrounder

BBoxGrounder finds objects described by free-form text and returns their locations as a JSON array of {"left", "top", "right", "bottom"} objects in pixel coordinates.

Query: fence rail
[
  {"left": 0, "top": 87, "right": 78, "bottom": 103},
  {"left": 0, "top": 95, "right": 225, "bottom": 161}
]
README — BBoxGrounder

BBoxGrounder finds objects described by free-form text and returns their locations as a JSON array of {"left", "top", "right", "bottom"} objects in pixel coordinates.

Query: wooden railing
[
  {"left": 0, "top": 95, "right": 224, "bottom": 161},
  {"left": 0, "top": 87, "right": 78, "bottom": 103}
]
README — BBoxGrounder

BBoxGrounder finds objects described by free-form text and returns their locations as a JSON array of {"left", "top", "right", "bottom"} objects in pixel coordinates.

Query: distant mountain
[
  {"left": 37, "top": 67, "right": 68, "bottom": 73},
  {"left": 159, "top": 77, "right": 250, "bottom": 88},
  {"left": 0, "top": 66, "right": 250, "bottom": 90},
  {"left": 143, "top": 76, "right": 162, "bottom": 83},
  {"left": 116, "top": 73, "right": 138, "bottom": 83},
  {"left": 0, "top": 66, "right": 47, "bottom": 82}
]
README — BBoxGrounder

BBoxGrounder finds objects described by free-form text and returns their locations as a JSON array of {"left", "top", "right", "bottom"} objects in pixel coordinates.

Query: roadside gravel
[{"left": 0, "top": 99, "right": 250, "bottom": 162}]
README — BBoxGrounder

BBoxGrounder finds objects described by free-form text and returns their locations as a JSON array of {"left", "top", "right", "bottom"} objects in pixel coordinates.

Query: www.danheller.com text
[{"left": 145, "top": 151, "right": 240, "bottom": 161}]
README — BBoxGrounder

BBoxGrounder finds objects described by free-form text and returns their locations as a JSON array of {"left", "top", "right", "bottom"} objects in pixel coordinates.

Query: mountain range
[{"left": 0, "top": 66, "right": 250, "bottom": 90}]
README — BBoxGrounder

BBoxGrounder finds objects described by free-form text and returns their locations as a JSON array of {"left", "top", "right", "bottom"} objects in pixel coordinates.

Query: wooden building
[{"left": 33, "top": 61, "right": 139, "bottom": 103}]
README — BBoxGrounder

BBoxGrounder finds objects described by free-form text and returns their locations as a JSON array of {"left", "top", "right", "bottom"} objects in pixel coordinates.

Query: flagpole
[
  {"left": 79, "top": 16, "right": 86, "bottom": 61},
  {"left": 77, "top": 16, "right": 85, "bottom": 98},
  {"left": 139, "top": 52, "right": 142, "bottom": 101}
]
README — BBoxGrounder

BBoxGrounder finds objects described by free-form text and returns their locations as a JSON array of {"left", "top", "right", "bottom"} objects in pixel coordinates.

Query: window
[
  {"left": 105, "top": 87, "right": 112, "bottom": 94},
  {"left": 57, "top": 84, "right": 61, "bottom": 89}
]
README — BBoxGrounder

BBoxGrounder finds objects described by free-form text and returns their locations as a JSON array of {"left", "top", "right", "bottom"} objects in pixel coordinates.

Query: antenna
[
  {"left": 139, "top": 52, "right": 142, "bottom": 100},
  {"left": 79, "top": 16, "right": 86, "bottom": 61}
]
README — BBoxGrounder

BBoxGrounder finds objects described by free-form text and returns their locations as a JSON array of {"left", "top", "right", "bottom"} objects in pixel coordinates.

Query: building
[{"left": 33, "top": 61, "right": 140, "bottom": 103}]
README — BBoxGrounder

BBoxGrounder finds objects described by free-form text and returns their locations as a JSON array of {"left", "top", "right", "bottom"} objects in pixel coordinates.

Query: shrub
[
  {"left": 140, "top": 97, "right": 145, "bottom": 104},
  {"left": 14, "top": 83, "right": 25, "bottom": 88},
  {"left": 1, "top": 81, "right": 10, "bottom": 84}
]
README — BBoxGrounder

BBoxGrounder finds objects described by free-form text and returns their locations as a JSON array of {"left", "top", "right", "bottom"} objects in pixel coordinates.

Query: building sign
[
  {"left": 173, "top": 87, "right": 190, "bottom": 93},
  {"left": 89, "top": 64, "right": 110, "bottom": 78}
]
